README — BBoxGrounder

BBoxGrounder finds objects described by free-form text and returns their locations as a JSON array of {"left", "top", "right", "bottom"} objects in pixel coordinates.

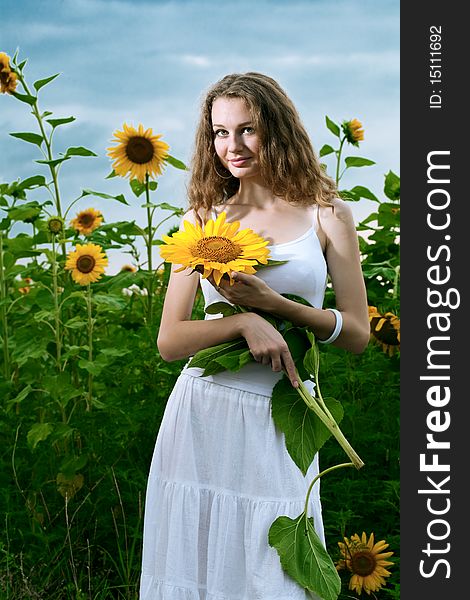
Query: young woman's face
[{"left": 211, "top": 96, "right": 261, "bottom": 180}]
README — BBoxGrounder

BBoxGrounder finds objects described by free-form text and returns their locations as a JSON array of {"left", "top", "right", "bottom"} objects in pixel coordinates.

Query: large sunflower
[
  {"left": 159, "top": 211, "right": 270, "bottom": 286},
  {"left": 65, "top": 243, "right": 108, "bottom": 285},
  {"left": 337, "top": 532, "right": 394, "bottom": 596},
  {"left": 107, "top": 123, "right": 169, "bottom": 182},
  {"left": 368, "top": 306, "right": 400, "bottom": 356},
  {"left": 70, "top": 208, "right": 103, "bottom": 235}
]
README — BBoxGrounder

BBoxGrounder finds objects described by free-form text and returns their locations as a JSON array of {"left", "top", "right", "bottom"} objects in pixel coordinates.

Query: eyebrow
[{"left": 212, "top": 121, "right": 253, "bottom": 128}]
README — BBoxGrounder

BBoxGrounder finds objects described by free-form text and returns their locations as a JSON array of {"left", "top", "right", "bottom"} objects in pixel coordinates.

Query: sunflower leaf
[
  {"left": 268, "top": 514, "right": 341, "bottom": 600},
  {"left": 344, "top": 156, "right": 375, "bottom": 168},
  {"left": 319, "top": 144, "right": 335, "bottom": 157},
  {"left": 18, "top": 175, "right": 47, "bottom": 190},
  {"left": 271, "top": 376, "right": 343, "bottom": 475},
  {"left": 10, "top": 132, "right": 44, "bottom": 147},
  {"left": 46, "top": 116, "right": 76, "bottom": 129},
  {"left": 80, "top": 189, "right": 129, "bottom": 205},
  {"left": 166, "top": 154, "right": 188, "bottom": 170},
  {"left": 64, "top": 146, "right": 98, "bottom": 158},
  {"left": 187, "top": 339, "right": 247, "bottom": 370},
  {"left": 213, "top": 349, "right": 253, "bottom": 372},
  {"left": 255, "top": 259, "right": 288, "bottom": 269},
  {"left": 36, "top": 157, "right": 71, "bottom": 168},
  {"left": 205, "top": 301, "right": 238, "bottom": 316},
  {"left": 11, "top": 91, "right": 37, "bottom": 106},
  {"left": 33, "top": 73, "right": 60, "bottom": 92},
  {"left": 325, "top": 116, "right": 340, "bottom": 138}
]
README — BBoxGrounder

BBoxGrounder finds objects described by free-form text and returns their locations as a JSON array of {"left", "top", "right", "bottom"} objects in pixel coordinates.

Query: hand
[
  {"left": 209, "top": 270, "right": 276, "bottom": 311},
  {"left": 239, "top": 313, "right": 299, "bottom": 388}
]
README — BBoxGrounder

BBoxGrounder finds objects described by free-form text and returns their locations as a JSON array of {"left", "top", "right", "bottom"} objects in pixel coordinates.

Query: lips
[{"left": 230, "top": 157, "right": 250, "bottom": 167}]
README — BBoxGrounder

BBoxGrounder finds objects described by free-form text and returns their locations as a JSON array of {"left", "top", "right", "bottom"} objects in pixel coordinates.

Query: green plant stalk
[
  {"left": 144, "top": 174, "right": 154, "bottom": 324},
  {"left": 86, "top": 284, "right": 93, "bottom": 411},
  {"left": 335, "top": 136, "right": 346, "bottom": 186},
  {"left": 393, "top": 265, "right": 400, "bottom": 299},
  {"left": 15, "top": 65, "right": 67, "bottom": 260},
  {"left": 303, "top": 462, "right": 354, "bottom": 524},
  {"left": 0, "top": 231, "right": 11, "bottom": 379},
  {"left": 51, "top": 237, "right": 62, "bottom": 368},
  {"left": 295, "top": 371, "right": 364, "bottom": 470}
]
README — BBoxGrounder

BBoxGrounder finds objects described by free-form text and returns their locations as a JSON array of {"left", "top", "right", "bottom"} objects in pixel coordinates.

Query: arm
[
  {"left": 157, "top": 210, "right": 300, "bottom": 385},
  {"left": 215, "top": 199, "right": 370, "bottom": 354}
]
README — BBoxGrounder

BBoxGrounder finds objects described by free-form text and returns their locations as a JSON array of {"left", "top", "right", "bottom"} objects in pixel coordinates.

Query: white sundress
[{"left": 140, "top": 207, "right": 328, "bottom": 600}]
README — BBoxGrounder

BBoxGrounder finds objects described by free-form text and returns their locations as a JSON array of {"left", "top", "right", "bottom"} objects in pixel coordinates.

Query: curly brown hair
[{"left": 187, "top": 72, "right": 337, "bottom": 221}]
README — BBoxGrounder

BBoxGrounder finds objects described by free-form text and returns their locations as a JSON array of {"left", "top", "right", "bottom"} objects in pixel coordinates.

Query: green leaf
[
  {"left": 325, "top": 116, "right": 340, "bottom": 138},
  {"left": 205, "top": 301, "right": 239, "bottom": 316},
  {"left": 268, "top": 514, "right": 341, "bottom": 600},
  {"left": 27, "top": 423, "right": 54, "bottom": 449},
  {"left": 33, "top": 73, "right": 60, "bottom": 92},
  {"left": 154, "top": 202, "right": 184, "bottom": 213},
  {"left": 18, "top": 175, "right": 47, "bottom": 190},
  {"left": 271, "top": 376, "right": 343, "bottom": 475},
  {"left": 256, "top": 259, "right": 289, "bottom": 269},
  {"left": 8, "top": 201, "right": 43, "bottom": 222},
  {"left": 350, "top": 185, "right": 379, "bottom": 202},
  {"left": 46, "top": 116, "right": 76, "bottom": 128},
  {"left": 36, "top": 157, "right": 71, "bottom": 168},
  {"left": 80, "top": 189, "right": 129, "bottom": 205},
  {"left": 344, "top": 156, "right": 375, "bottom": 168},
  {"left": 130, "top": 179, "right": 146, "bottom": 197},
  {"left": 319, "top": 144, "right": 335, "bottom": 157},
  {"left": 10, "top": 132, "right": 44, "bottom": 147},
  {"left": 11, "top": 91, "right": 37, "bottom": 105},
  {"left": 166, "top": 154, "right": 188, "bottom": 170},
  {"left": 187, "top": 339, "right": 247, "bottom": 370},
  {"left": 105, "top": 170, "right": 118, "bottom": 179},
  {"left": 213, "top": 349, "right": 253, "bottom": 372},
  {"left": 64, "top": 146, "right": 98, "bottom": 158},
  {"left": 384, "top": 170, "right": 400, "bottom": 201},
  {"left": 6, "top": 385, "right": 33, "bottom": 410}
]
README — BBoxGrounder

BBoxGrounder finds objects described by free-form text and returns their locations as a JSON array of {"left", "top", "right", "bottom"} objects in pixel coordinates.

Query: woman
[{"left": 140, "top": 72, "right": 369, "bottom": 600}]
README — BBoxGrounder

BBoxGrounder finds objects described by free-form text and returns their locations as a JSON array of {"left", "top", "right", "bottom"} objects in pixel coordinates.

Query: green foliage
[{"left": 1, "top": 50, "right": 399, "bottom": 599}]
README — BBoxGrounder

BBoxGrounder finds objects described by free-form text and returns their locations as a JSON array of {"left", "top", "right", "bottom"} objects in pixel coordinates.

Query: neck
[{"left": 231, "top": 177, "right": 281, "bottom": 209}]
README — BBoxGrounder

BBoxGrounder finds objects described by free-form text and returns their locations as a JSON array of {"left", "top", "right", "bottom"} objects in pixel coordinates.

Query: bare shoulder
[
  {"left": 317, "top": 197, "right": 356, "bottom": 243},
  {"left": 179, "top": 207, "right": 207, "bottom": 229},
  {"left": 318, "top": 197, "right": 354, "bottom": 226}
]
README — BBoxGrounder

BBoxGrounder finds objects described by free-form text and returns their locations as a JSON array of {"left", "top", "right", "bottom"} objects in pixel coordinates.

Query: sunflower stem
[
  {"left": 86, "top": 284, "right": 93, "bottom": 411},
  {"left": 295, "top": 368, "right": 364, "bottom": 470},
  {"left": 51, "top": 237, "right": 62, "bottom": 369},
  {"left": 15, "top": 66, "right": 67, "bottom": 259},
  {"left": 335, "top": 136, "right": 346, "bottom": 186},
  {"left": 303, "top": 462, "right": 354, "bottom": 525},
  {"left": 0, "top": 231, "right": 11, "bottom": 380},
  {"left": 144, "top": 174, "right": 154, "bottom": 325}
]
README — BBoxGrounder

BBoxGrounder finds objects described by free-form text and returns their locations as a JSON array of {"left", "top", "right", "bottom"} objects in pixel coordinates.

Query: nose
[{"left": 227, "top": 133, "right": 244, "bottom": 154}]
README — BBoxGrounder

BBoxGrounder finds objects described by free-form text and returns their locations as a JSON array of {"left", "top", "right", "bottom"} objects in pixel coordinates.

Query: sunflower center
[
  {"left": 126, "top": 137, "right": 155, "bottom": 164},
  {"left": 350, "top": 550, "right": 377, "bottom": 577},
  {"left": 76, "top": 255, "right": 97, "bottom": 274},
  {"left": 370, "top": 317, "right": 399, "bottom": 345},
  {"left": 48, "top": 218, "right": 63, "bottom": 233},
  {"left": 79, "top": 213, "right": 95, "bottom": 227},
  {"left": 194, "top": 236, "right": 241, "bottom": 263}
]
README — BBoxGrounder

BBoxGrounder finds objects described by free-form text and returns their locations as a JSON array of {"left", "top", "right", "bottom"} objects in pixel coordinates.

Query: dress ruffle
[{"left": 140, "top": 373, "right": 324, "bottom": 599}]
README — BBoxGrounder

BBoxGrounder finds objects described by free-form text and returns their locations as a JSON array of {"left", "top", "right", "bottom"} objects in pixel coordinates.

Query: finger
[
  {"left": 281, "top": 350, "right": 299, "bottom": 388},
  {"left": 261, "top": 355, "right": 271, "bottom": 366},
  {"left": 271, "top": 356, "right": 283, "bottom": 373}
]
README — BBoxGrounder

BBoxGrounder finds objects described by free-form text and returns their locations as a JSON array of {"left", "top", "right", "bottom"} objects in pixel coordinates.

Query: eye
[
  {"left": 242, "top": 126, "right": 255, "bottom": 134},
  {"left": 214, "top": 128, "right": 228, "bottom": 137}
]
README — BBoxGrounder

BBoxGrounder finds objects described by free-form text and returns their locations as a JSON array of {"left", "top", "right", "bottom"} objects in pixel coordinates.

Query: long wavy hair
[{"left": 187, "top": 72, "right": 337, "bottom": 221}]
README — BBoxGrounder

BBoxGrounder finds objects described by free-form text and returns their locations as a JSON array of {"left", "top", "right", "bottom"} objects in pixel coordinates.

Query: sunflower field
[{"left": 1, "top": 52, "right": 400, "bottom": 599}]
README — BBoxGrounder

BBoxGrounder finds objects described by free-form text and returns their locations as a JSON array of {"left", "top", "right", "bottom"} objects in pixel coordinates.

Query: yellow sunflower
[
  {"left": 65, "top": 243, "right": 108, "bottom": 285},
  {"left": 107, "top": 123, "right": 169, "bottom": 182},
  {"left": 337, "top": 532, "right": 394, "bottom": 596},
  {"left": 70, "top": 208, "right": 103, "bottom": 235},
  {"left": 0, "top": 52, "right": 16, "bottom": 94},
  {"left": 120, "top": 264, "right": 137, "bottom": 273},
  {"left": 342, "top": 118, "right": 364, "bottom": 145},
  {"left": 368, "top": 306, "right": 400, "bottom": 356},
  {"left": 159, "top": 211, "right": 270, "bottom": 286}
]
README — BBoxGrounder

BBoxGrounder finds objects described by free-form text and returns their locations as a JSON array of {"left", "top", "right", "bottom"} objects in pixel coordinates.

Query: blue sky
[{"left": 1, "top": 0, "right": 399, "bottom": 273}]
